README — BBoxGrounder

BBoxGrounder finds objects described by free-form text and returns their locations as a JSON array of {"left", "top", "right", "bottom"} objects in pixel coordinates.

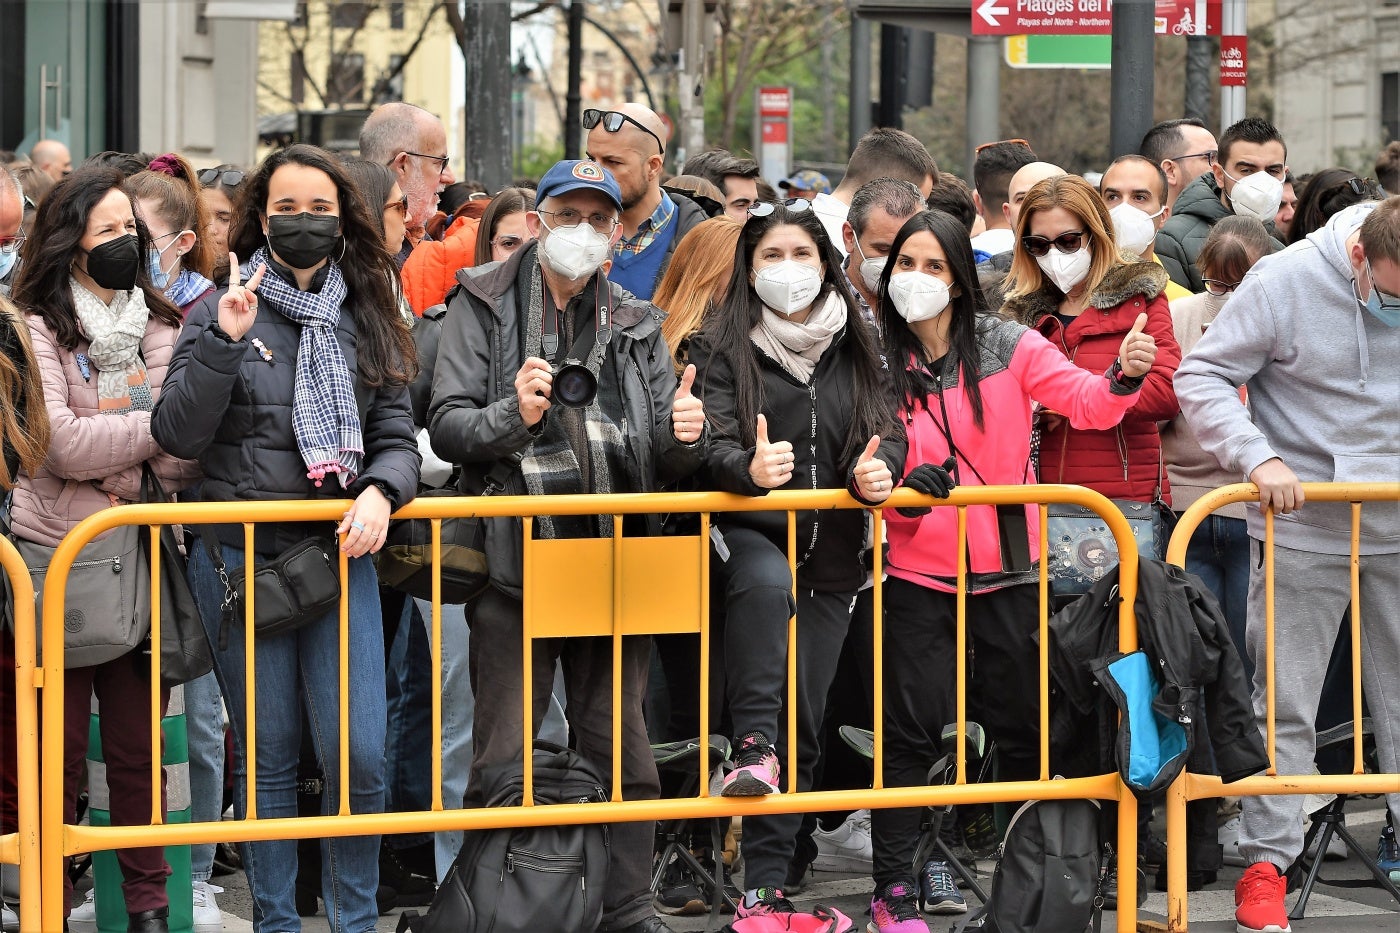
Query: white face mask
[
  {"left": 1222, "top": 169, "right": 1284, "bottom": 222},
  {"left": 887, "top": 271, "right": 951, "bottom": 323},
  {"left": 1036, "top": 246, "right": 1093, "bottom": 294},
  {"left": 1108, "top": 203, "right": 1164, "bottom": 257},
  {"left": 754, "top": 260, "right": 824, "bottom": 316},
  {"left": 538, "top": 214, "right": 613, "bottom": 280},
  {"left": 852, "top": 240, "right": 886, "bottom": 294}
]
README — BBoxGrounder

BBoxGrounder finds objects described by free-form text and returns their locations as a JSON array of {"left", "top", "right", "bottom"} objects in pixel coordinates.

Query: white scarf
[
  {"left": 749, "top": 290, "right": 847, "bottom": 383},
  {"left": 70, "top": 278, "right": 152, "bottom": 412}
]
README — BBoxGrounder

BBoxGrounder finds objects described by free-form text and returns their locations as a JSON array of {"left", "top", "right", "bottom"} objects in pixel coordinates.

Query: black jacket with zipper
[{"left": 689, "top": 326, "right": 905, "bottom": 593}]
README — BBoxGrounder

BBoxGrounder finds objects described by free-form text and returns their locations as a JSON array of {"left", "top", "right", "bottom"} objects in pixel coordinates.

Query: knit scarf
[
  {"left": 749, "top": 290, "right": 846, "bottom": 383},
  {"left": 250, "top": 248, "right": 364, "bottom": 487},
  {"left": 70, "top": 278, "right": 152, "bottom": 413}
]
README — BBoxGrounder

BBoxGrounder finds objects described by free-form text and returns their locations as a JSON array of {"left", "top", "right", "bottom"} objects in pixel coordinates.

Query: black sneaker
[
  {"left": 1138, "top": 832, "right": 1168, "bottom": 871},
  {"left": 653, "top": 861, "right": 706, "bottom": 916},
  {"left": 379, "top": 845, "right": 436, "bottom": 907},
  {"left": 960, "top": 805, "right": 999, "bottom": 857}
]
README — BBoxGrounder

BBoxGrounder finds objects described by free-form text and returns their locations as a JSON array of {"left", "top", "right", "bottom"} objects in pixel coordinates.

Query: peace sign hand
[{"left": 218, "top": 252, "right": 265, "bottom": 342}]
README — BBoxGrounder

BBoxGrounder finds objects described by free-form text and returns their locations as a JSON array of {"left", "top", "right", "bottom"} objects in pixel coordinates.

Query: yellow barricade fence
[
  {"left": 1, "top": 536, "right": 40, "bottom": 931},
  {"left": 1162, "top": 481, "right": 1400, "bottom": 932},
  {"left": 29, "top": 485, "right": 1146, "bottom": 932}
]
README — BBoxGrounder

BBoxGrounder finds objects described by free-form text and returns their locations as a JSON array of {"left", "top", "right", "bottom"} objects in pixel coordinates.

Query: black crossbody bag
[{"left": 200, "top": 527, "right": 341, "bottom": 649}]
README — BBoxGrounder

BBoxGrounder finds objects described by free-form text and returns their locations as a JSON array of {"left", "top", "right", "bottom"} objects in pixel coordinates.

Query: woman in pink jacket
[
  {"left": 9, "top": 166, "right": 200, "bottom": 933},
  {"left": 862, "top": 209, "right": 1157, "bottom": 933}
]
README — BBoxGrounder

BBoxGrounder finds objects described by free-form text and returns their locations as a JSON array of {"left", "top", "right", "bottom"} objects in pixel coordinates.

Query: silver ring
[
  {"left": 371, "top": 532, "right": 380, "bottom": 540},
  {"left": 351, "top": 520, "right": 366, "bottom": 532}
]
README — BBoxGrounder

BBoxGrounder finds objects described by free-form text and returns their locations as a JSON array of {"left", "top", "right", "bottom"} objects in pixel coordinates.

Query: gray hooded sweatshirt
[{"left": 1174, "top": 202, "right": 1400, "bottom": 555}]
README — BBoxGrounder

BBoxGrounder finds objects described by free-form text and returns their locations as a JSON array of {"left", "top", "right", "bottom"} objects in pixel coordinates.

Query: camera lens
[{"left": 553, "top": 362, "right": 598, "bottom": 408}]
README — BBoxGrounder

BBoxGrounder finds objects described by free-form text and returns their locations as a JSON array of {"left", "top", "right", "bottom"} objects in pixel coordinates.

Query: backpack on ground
[
  {"left": 397, "top": 742, "right": 611, "bottom": 933},
  {"left": 953, "top": 795, "right": 1109, "bottom": 933}
]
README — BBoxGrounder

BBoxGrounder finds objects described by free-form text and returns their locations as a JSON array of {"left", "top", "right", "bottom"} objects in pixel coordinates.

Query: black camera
[{"left": 551, "top": 360, "right": 597, "bottom": 408}]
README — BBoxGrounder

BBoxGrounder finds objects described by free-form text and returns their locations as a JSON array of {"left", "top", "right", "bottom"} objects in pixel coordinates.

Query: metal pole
[
  {"left": 1220, "top": 0, "right": 1246, "bottom": 130},
  {"left": 463, "top": 0, "right": 512, "bottom": 191},
  {"left": 1110, "top": 0, "right": 1155, "bottom": 158},
  {"left": 677, "top": 0, "right": 706, "bottom": 167},
  {"left": 849, "top": 15, "right": 872, "bottom": 154},
  {"left": 564, "top": 0, "right": 585, "bottom": 160},
  {"left": 1184, "top": 35, "right": 1214, "bottom": 123},
  {"left": 877, "top": 24, "right": 906, "bottom": 128},
  {"left": 965, "top": 36, "right": 999, "bottom": 182}
]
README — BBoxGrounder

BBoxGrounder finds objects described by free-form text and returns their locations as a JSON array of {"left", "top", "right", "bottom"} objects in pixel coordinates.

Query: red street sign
[
  {"left": 971, "top": 0, "right": 1113, "bottom": 37},
  {"left": 1154, "top": 1, "right": 1223, "bottom": 36},
  {"left": 757, "top": 87, "right": 792, "bottom": 118},
  {"left": 1220, "top": 35, "right": 1246, "bottom": 86}
]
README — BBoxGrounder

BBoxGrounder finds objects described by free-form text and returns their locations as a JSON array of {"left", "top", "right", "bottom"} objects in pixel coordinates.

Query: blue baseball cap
[
  {"left": 780, "top": 169, "right": 832, "bottom": 195},
  {"left": 535, "top": 160, "right": 623, "bottom": 210}
]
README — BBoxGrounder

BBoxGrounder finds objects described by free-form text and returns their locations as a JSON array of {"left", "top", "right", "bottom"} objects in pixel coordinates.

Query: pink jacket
[
  {"left": 10, "top": 312, "right": 201, "bottom": 546},
  {"left": 886, "top": 316, "right": 1140, "bottom": 593}
]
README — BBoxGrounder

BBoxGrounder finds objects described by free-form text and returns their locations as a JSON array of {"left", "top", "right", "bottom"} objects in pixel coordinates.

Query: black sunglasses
[
  {"left": 746, "top": 197, "right": 813, "bottom": 218},
  {"left": 1344, "top": 177, "right": 1386, "bottom": 200},
  {"left": 1020, "top": 230, "right": 1085, "bottom": 257},
  {"left": 198, "top": 168, "right": 245, "bottom": 187},
  {"left": 582, "top": 109, "right": 665, "bottom": 155}
]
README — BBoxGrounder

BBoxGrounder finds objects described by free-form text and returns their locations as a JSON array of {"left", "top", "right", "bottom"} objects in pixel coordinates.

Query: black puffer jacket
[
  {"left": 690, "top": 327, "right": 905, "bottom": 593},
  {"left": 427, "top": 242, "right": 707, "bottom": 598},
  {"left": 152, "top": 266, "right": 421, "bottom": 553}
]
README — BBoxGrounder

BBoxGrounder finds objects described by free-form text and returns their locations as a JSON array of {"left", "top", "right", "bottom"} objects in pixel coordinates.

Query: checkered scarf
[{"left": 251, "top": 249, "right": 363, "bottom": 487}]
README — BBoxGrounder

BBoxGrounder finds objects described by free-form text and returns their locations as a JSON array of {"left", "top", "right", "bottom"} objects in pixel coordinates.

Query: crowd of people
[{"left": 0, "top": 104, "right": 1397, "bottom": 933}]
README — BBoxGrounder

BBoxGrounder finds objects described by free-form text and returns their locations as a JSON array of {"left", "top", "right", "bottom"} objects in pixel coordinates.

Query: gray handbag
[{"left": 14, "top": 522, "right": 150, "bottom": 668}]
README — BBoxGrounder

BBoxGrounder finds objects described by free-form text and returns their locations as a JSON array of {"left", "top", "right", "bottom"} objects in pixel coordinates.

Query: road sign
[
  {"left": 1219, "top": 35, "right": 1247, "bottom": 86},
  {"left": 1005, "top": 34, "right": 1111, "bottom": 69},
  {"left": 1154, "top": 0, "right": 1222, "bottom": 36},
  {"left": 754, "top": 86, "right": 793, "bottom": 186},
  {"left": 972, "top": 0, "right": 1113, "bottom": 37}
]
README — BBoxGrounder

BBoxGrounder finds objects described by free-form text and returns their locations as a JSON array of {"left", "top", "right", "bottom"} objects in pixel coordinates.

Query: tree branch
[{"left": 369, "top": 0, "right": 445, "bottom": 102}]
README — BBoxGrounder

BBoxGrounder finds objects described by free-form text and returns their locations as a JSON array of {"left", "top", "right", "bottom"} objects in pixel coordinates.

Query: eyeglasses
[
  {"left": 538, "top": 207, "right": 619, "bottom": 235},
  {"left": 582, "top": 109, "right": 665, "bottom": 155},
  {"left": 975, "top": 138, "right": 1031, "bottom": 154},
  {"left": 1171, "top": 149, "right": 1218, "bottom": 166},
  {"left": 1020, "top": 230, "right": 1085, "bottom": 257},
  {"left": 1201, "top": 277, "right": 1241, "bottom": 297},
  {"left": 0, "top": 233, "right": 24, "bottom": 255},
  {"left": 491, "top": 234, "right": 525, "bottom": 252},
  {"left": 197, "top": 168, "right": 245, "bottom": 187},
  {"left": 384, "top": 196, "right": 409, "bottom": 219},
  {"left": 401, "top": 151, "right": 451, "bottom": 177},
  {"left": 746, "top": 197, "right": 813, "bottom": 218},
  {"left": 1365, "top": 258, "right": 1400, "bottom": 307}
]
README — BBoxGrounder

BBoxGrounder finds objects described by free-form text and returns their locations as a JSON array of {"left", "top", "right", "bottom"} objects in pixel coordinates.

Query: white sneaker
[
  {"left": 2, "top": 901, "right": 18, "bottom": 933},
  {"left": 1219, "top": 815, "right": 1246, "bottom": 867},
  {"left": 67, "top": 889, "right": 96, "bottom": 933},
  {"left": 812, "top": 808, "right": 873, "bottom": 872},
  {"left": 1305, "top": 821, "right": 1349, "bottom": 862},
  {"left": 192, "top": 881, "right": 224, "bottom": 933}
]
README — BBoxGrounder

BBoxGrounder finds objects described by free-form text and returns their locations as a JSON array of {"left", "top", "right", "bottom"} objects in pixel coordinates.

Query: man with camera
[{"left": 427, "top": 160, "right": 707, "bottom": 933}]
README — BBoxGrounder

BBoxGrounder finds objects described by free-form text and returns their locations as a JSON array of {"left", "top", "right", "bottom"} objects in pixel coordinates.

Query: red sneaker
[{"left": 1234, "top": 862, "right": 1291, "bottom": 933}]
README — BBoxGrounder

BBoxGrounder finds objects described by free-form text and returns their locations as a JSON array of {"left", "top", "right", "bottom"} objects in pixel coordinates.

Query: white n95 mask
[
  {"left": 887, "top": 271, "right": 951, "bottom": 323},
  {"left": 754, "top": 260, "right": 824, "bottom": 316}
]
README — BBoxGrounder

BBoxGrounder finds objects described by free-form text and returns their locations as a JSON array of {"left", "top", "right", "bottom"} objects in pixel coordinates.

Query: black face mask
[
  {"left": 82, "top": 234, "right": 141, "bottom": 291},
  {"left": 266, "top": 212, "right": 341, "bottom": 269}
]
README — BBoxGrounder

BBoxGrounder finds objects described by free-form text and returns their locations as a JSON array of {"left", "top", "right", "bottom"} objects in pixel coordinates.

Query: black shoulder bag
[{"left": 200, "top": 526, "right": 341, "bottom": 649}]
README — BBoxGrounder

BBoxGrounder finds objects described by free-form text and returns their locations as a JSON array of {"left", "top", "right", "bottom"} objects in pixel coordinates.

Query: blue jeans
[
  {"left": 189, "top": 542, "right": 386, "bottom": 933},
  {"left": 384, "top": 598, "right": 432, "bottom": 848},
  {"left": 412, "top": 598, "right": 570, "bottom": 882},
  {"left": 183, "top": 669, "right": 225, "bottom": 882},
  {"left": 1181, "top": 513, "right": 1251, "bottom": 683}
]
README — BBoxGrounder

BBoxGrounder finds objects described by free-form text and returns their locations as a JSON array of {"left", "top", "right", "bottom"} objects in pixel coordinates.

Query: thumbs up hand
[
  {"left": 1118, "top": 312, "right": 1157, "bottom": 378},
  {"left": 749, "top": 413, "right": 796, "bottom": 489},
  {"left": 671, "top": 364, "right": 705, "bottom": 443},
  {"left": 852, "top": 435, "right": 894, "bottom": 504}
]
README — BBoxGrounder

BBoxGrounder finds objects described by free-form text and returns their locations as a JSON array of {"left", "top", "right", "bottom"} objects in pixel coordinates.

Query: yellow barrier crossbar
[
  {"left": 34, "top": 484, "right": 1145, "bottom": 932},
  {"left": 1162, "top": 481, "right": 1400, "bottom": 932}
]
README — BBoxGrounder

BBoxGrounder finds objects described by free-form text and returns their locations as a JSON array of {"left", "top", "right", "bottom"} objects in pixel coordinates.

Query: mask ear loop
[{"left": 335, "top": 236, "right": 348, "bottom": 263}]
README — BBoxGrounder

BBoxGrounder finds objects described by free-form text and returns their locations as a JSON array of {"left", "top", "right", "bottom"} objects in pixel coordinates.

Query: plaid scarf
[
  {"left": 165, "top": 269, "right": 214, "bottom": 310},
  {"left": 251, "top": 249, "right": 363, "bottom": 487},
  {"left": 70, "top": 278, "right": 152, "bottom": 413}
]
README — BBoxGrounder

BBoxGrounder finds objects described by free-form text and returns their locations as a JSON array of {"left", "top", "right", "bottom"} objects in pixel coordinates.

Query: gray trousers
[{"left": 1239, "top": 542, "right": 1400, "bottom": 870}]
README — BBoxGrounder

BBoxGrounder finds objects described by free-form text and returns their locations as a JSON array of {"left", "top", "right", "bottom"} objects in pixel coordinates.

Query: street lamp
[{"left": 512, "top": 52, "right": 534, "bottom": 175}]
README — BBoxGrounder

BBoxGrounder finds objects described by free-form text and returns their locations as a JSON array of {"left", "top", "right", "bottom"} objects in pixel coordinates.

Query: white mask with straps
[
  {"left": 1109, "top": 203, "right": 1165, "bottom": 257},
  {"left": 754, "top": 260, "right": 824, "bottom": 316}
]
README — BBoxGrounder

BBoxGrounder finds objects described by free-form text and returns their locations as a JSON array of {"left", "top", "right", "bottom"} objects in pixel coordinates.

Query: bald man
[
  {"left": 1003, "top": 161, "right": 1067, "bottom": 233},
  {"left": 30, "top": 140, "right": 71, "bottom": 183},
  {"left": 360, "top": 102, "right": 456, "bottom": 230},
  {"left": 585, "top": 103, "right": 706, "bottom": 301}
]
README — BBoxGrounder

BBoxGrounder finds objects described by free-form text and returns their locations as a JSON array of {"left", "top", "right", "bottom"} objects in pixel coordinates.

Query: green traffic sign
[{"left": 1004, "top": 34, "right": 1112, "bottom": 69}]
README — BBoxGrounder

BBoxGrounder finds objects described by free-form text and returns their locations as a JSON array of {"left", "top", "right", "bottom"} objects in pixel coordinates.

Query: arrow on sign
[{"left": 977, "top": 0, "right": 1011, "bottom": 27}]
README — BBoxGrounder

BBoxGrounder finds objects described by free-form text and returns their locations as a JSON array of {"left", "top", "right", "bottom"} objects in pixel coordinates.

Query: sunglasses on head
[
  {"left": 975, "top": 138, "right": 1031, "bottom": 154},
  {"left": 1344, "top": 177, "right": 1386, "bottom": 200},
  {"left": 746, "top": 197, "right": 813, "bottom": 218},
  {"left": 198, "top": 168, "right": 245, "bottom": 187},
  {"left": 1020, "top": 230, "right": 1085, "bottom": 257},
  {"left": 582, "top": 109, "right": 665, "bottom": 155}
]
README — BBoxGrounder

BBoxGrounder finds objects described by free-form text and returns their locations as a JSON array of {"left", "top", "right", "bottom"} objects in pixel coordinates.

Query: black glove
[{"left": 895, "top": 457, "right": 958, "bottom": 518}]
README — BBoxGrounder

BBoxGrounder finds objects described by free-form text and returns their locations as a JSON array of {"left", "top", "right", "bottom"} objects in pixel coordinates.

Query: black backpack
[
  {"left": 953, "top": 796, "right": 1109, "bottom": 933},
  {"left": 397, "top": 742, "right": 611, "bottom": 933}
]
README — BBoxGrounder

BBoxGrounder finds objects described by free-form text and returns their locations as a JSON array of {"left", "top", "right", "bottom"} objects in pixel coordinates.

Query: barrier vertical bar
[
  {"left": 698, "top": 512, "right": 711, "bottom": 796},
  {"left": 954, "top": 506, "right": 967, "bottom": 786},
  {"left": 786, "top": 511, "right": 798, "bottom": 790},
  {"left": 871, "top": 507, "right": 885, "bottom": 790},
  {"left": 611, "top": 514, "right": 624, "bottom": 802},
  {"left": 1264, "top": 510, "right": 1276, "bottom": 774},
  {"left": 1114, "top": 508, "right": 1139, "bottom": 933},
  {"left": 431, "top": 519, "right": 443, "bottom": 811},
  {"left": 243, "top": 523, "right": 258, "bottom": 820},
  {"left": 1037, "top": 504, "right": 1049, "bottom": 781},
  {"left": 1349, "top": 504, "right": 1364, "bottom": 775},
  {"left": 338, "top": 542, "right": 350, "bottom": 816},
  {"left": 4, "top": 541, "right": 41, "bottom": 932},
  {"left": 39, "top": 531, "right": 66, "bottom": 931},
  {"left": 522, "top": 516, "right": 535, "bottom": 807},
  {"left": 148, "top": 524, "right": 163, "bottom": 825}
]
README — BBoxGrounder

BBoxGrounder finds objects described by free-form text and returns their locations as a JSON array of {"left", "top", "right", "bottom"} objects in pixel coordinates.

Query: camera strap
[{"left": 541, "top": 272, "right": 612, "bottom": 365}]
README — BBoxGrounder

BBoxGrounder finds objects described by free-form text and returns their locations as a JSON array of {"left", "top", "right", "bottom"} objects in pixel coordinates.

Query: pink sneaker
[
  {"left": 722, "top": 732, "right": 780, "bottom": 797},
  {"left": 735, "top": 887, "right": 794, "bottom": 918},
  {"left": 868, "top": 880, "right": 929, "bottom": 933}
]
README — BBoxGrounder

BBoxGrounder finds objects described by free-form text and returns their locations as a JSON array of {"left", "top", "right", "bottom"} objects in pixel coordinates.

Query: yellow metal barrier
[
  {"left": 35, "top": 485, "right": 1145, "bottom": 932},
  {"left": 1162, "top": 482, "right": 1400, "bottom": 932},
  {"left": 1, "top": 536, "right": 40, "bottom": 933}
]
